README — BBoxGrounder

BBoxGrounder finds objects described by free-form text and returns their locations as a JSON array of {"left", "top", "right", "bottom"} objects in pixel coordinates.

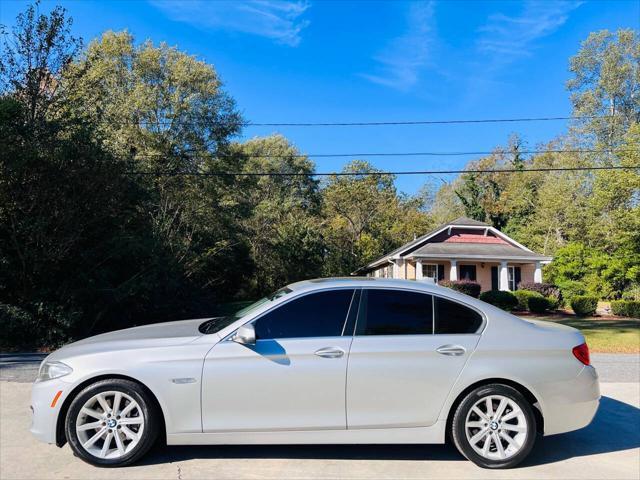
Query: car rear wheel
[
  {"left": 65, "top": 379, "right": 159, "bottom": 467},
  {"left": 451, "top": 384, "right": 537, "bottom": 469}
]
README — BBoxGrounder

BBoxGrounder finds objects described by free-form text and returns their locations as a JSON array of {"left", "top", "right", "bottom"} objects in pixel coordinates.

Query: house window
[
  {"left": 422, "top": 264, "right": 438, "bottom": 283},
  {"left": 459, "top": 265, "right": 477, "bottom": 281},
  {"left": 508, "top": 266, "right": 516, "bottom": 291}
]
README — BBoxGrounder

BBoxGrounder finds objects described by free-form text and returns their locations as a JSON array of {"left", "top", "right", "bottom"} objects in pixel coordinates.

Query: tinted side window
[
  {"left": 254, "top": 290, "right": 354, "bottom": 340},
  {"left": 360, "top": 289, "right": 433, "bottom": 335},
  {"left": 434, "top": 297, "right": 483, "bottom": 334}
]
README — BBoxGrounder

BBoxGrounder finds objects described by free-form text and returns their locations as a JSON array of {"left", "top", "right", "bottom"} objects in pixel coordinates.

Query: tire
[
  {"left": 65, "top": 379, "right": 159, "bottom": 467},
  {"left": 451, "top": 384, "right": 537, "bottom": 469}
]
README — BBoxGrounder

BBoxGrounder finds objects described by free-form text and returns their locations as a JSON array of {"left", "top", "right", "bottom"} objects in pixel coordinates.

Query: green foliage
[
  {"left": 610, "top": 300, "right": 640, "bottom": 318},
  {"left": 527, "top": 296, "right": 555, "bottom": 314},
  {"left": 479, "top": 290, "right": 518, "bottom": 311},
  {"left": 513, "top": 290, "right": 543, "bottom": 311},
  {"left": 517, "top": 282, "right": 562, "bottom": 304},
  {"left": 567, "top": 29, "right": 640, "bottom": 146},
  {"left": 321, "top": 160, "right": 433, "bottom": 276},
  {"left": 0, "top": 4, "right": 638, "bottom": 349},
  {"left": 439, "top": 280, "right": 481, "bottom": 298},
  {"left": 571, "top": 296, "right": 599, "bottom": 317}
]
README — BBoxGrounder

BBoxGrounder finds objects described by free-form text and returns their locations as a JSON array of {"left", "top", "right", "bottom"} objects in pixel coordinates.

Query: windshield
[{"left": 198, "top": 287, "right": 293, "bottom": 334}]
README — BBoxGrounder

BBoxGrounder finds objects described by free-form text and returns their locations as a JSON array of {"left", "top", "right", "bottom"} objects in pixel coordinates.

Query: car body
[{"left": 31, "top": 278, "right": 600, "bottom": 468}]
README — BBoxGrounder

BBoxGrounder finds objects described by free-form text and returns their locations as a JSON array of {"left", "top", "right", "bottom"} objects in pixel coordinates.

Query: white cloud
[
  {"left": 477, "top": 0, "right": 582, "bottom": 65},
  {"left": 149, "top": 0, "right": 310, "bottom": 46},
  {"left": 361, "top": 1, "right": 436, "bottom": 91}
]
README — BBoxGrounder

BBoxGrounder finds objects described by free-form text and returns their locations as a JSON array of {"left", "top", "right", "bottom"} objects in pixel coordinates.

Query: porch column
[
  {"left": 499, "top": 260, "right": 509, "bottom": 291},
  {"left": 395, "top": 259, "right": 404, "bottom": 279},
  {"left": 450, "top": 260, "right": 458, "bottom": 281},
  {"left": 416, "top": 259, "right": 423, "bottom": 280},
  {"left": 534, "top": 261, "right": 543, "bottom": 283}
]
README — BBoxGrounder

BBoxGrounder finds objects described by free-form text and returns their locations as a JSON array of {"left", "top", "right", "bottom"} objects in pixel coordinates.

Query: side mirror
[{"left": 233, "top": 323, "right": 256, "bottom": 345}]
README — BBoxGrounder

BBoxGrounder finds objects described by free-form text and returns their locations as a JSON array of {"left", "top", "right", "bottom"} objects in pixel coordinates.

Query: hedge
[
  {"left": 570, "top": 295, "right": 598, "bottom": 317},
  {"left": 513, "top": 290, "right": 543, "bottom": 311},
  {"left": 528, "top": 296, "right": 555, "bottom": 313},
  {"left": 479, "top": 290, "right": 518, "bottom": 311},
  {"left": 439, "top": 280, "right": 481, "bottom": 298},
  {"left": 518, "top": 282, "right": 563, "bottom": 305},
  {"left": 611, "top": 300, "right": 640, "bottom": 318}
]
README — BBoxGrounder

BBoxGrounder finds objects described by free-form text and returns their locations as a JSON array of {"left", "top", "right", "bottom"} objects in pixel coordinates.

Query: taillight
[{"left": 572, "top": 342, "right": 590, "bottom": 366}]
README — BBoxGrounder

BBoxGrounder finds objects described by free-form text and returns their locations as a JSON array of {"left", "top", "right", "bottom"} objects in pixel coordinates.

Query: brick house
[{"left": 353, "top": 217, "right": 552, "bottom": 292}]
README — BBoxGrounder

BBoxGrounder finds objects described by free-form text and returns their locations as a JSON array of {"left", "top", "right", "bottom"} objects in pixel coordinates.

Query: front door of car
[
  {"left": 201, "top": 288, "right": 358, "bottom": 432},
  {"left": 346, "top": 288, "right": 482, "bottom": 429}
]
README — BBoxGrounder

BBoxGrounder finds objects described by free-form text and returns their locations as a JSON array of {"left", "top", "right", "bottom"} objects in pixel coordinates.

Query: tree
[
  {"left": 62, "top": 30, "right": 248, "bottom": 308},
  {"left": 227, "top": 135, "right": 324, "bottom": 295},
  {"left": 322, "top": 160, "right": 432, "bottom": 276},
  {"left": 568, "top": 29, "right": 640, "bottom": 147},
  {"left": 0, "top": 1, "right": 81, "bottom": 127}
]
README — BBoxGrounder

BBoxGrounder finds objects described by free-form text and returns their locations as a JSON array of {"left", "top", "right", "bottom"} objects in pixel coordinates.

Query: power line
[
  {"left": 124, "top": 165, "right": 640, "bottom": 178},
  {"left": 133, "top": 148, "right": 632, "bottom": 159},
  {"left": 102, "top": 114, "right": 612, "bottom": 128},
  {"left": 247, "top": 115, "right": 608, "bottom": 127}
]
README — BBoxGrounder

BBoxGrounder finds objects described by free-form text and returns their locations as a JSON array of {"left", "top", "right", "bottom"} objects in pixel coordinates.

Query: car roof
[{"left": 287, "top": 277, "right": 446, "bottom": 294}]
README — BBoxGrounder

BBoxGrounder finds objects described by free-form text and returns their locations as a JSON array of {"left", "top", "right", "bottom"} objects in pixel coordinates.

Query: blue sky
[{"left": 1, "top": 0, "right": 638, "bottom": 193}]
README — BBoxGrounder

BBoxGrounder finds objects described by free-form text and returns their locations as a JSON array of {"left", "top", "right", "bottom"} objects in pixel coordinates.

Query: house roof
[
  {"left": 411, "top": 242, "right": 552, "bottom": 261},
  {"left": 352, "top": 216, "right": 551, "bottom": 274}
]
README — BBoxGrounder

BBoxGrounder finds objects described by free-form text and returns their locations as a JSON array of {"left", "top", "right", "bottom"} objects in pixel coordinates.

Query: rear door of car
[
  {"left": 346, "top": 288, "right": 483, "bottom": 429},
  {"left": 201, "top": 288, "right": 359, "bottom": 432}
]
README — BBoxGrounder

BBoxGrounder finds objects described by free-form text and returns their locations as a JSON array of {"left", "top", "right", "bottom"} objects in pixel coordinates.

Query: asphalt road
[{"left": 1, "top": 381, "right": 638, "bottom": 480}]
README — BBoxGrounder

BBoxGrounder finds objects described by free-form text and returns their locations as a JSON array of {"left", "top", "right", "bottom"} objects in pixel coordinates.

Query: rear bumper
[
  {"left": 30, "top": 379, "right": 70, "bottom": 445},
  {"left": 538, "top": 365, "right": 600, "bottom": 436}
]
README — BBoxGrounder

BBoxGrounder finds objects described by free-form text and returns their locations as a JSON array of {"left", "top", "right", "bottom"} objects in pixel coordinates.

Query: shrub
[
  {"left": 528, "top": 296, "right": 554, "bottom": 313},
  {"left": 570, "top": 295, "right": 598, "bottom": 317},
  {"left": 479, "top": 290, "right": 518, "bottom": 311},
  {"left": 611, "top": 300, "right": 640, "bottom": 318},
  {"left": 439, "top": 280, "right": 481, "bottom": 298},
  {"left": 0, "top": 304, "right": 35, "bottom": 350},
  {"left": 518, "top": 282, "right": 563, "bottom": 305},
  {"left": 513, "top": 290, "right": 543, "bottom": 311},
  {"left": 0, "top": 302, "right": 78, "bottom": 350}
]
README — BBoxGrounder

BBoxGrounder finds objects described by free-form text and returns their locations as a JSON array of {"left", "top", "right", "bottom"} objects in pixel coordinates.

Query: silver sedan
[{"left": 30, "top": 278, "right": 600, "bottom": 469}]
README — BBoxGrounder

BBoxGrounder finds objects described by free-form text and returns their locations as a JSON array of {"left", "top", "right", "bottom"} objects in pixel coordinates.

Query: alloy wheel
[
  {"left": 464, "top": 394, "right": 528, "bottom": 461},
  {"left": 75, "top": 390, "right": 145, "bottom": 459}
]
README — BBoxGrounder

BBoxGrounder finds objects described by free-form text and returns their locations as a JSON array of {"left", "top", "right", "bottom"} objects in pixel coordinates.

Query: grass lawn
[{"left": 519, "top": 313, "right": 640, "bottom": 354}]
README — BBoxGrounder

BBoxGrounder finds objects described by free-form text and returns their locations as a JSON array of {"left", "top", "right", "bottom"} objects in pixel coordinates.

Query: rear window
[
  {"left": 434, "top": 296, "right": 483, "bottom": 334},
  {"left": 358, "top": 289, "right": 433, "bottom": 335}
]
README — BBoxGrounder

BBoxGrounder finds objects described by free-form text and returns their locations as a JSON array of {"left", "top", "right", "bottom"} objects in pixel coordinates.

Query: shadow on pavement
[
  {"left": 525, "top": 395, "right": 640, "bottom": 466},
  {"left": 140, "top": 395, "right": 639, "bottom": 466}
]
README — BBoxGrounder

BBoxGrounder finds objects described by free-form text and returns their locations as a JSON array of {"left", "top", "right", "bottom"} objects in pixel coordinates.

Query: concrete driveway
[{"left": 1, "top": 379, "right": 638, "bottom": 480}]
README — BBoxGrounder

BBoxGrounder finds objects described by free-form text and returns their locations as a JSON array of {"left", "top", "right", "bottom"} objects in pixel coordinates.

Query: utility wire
[
  {"left": 101, "top": 114, "right": 611, "bottom": 128},
  {"left": 124, "top": 165, "right": 640, "bottom": 178},
  {"left": 132, "top": 148, "right": 631, "bottom": 159}
]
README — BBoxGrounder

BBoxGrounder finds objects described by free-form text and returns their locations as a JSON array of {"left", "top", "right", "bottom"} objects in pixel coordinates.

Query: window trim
[
  {"left": 422, "top": 263, "right": 439, "bottom": 283},
  {"left": 508, "top": 266, "right": 517, "bottom": 291},
  {"left": 225, "top": 287, "right": 358, "bottom": 342},
  {"left": 354, "top": 286, "right": 487, "bottom": 337}
]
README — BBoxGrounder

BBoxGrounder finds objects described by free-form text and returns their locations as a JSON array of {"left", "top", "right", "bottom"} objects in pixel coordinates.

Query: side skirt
[{"left": 167, "top": 421, "right": 447, "bottom": 445}]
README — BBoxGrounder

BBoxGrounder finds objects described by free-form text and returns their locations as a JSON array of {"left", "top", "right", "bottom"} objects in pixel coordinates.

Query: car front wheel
[
  {"left": 451, "top": 384, "right": 537, "bottom": 469},
  {"left": 65, "top": 378, "right": 159, "bottom": 467}
]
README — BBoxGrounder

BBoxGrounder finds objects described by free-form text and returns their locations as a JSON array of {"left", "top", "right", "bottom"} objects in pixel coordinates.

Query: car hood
[{"left": 47, "top": 318, "right": 210, "bottom": 361}]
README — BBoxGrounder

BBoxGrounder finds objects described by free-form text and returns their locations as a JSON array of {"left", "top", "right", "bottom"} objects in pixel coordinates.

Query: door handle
[
  {"left": 314, "top": 347, "right": 345, "bottom": 358},
  {"left": 436, "top": 345, "right": 466, "bottom": 356}
]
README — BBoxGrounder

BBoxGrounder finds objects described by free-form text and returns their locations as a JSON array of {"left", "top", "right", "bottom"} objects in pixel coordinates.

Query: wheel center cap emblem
[
  {"left": 107, "top": 418, "right": 117, "bottom": 428},
  {"left": 490, "top": 421, "right": 498, "bottom": 431}
]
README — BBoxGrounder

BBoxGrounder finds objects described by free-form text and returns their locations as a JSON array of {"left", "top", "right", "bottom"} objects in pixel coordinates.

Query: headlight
[{"left": 35, "top": 361, "right": 73, "bottom": 382}]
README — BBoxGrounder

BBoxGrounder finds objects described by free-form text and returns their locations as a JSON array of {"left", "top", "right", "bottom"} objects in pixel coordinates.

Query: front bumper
[
  {"left": 30, "top": 378, "right": 72, "bottom": 445},
  {"left": 539, "top": 365, "right": 600, "bottom": 436}
]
